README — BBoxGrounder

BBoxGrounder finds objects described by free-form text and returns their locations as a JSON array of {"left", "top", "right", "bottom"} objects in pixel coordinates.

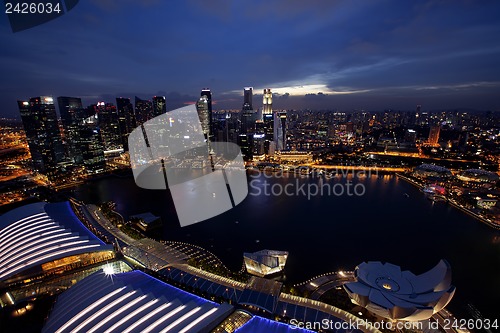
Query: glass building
[
  {"left": 134, "top": 96, "right": 153, "bottom": 126},
  {"left": 57, "top": 96, "right": 85, "bottom": 164},
  {"left": 274, "top": 110, "right": 287, "bottom": 151},
  {"left": 94, "top": 102, "right": 122, "bottom": 152},
  {"left": 152, "top": 95, "right": 166, "bottom": 118},
  {"left": 18, "top": 96, "right": 65, "bottom": 176},
  {"left": 200, "top": 89, "right": 214, "bottom": 141},
  {"left": 116, "top": 97, "right": 137, "bottom": 151}
]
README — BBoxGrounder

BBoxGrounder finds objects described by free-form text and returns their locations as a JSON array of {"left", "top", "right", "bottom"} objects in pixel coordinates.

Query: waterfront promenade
[{"left": 396, "top": 173, "right": 500, "bottom": 230}]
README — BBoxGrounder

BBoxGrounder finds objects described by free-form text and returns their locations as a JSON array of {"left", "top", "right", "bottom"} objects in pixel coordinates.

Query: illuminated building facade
[
  {"left": 239, "top": 87, "right": 256, "bottom": 159},
  {"left": 95, "top": 102, "right": 122, "bottom": 153},
  {"left": 237, "top": 134, "right": 253, "bottom": 160},
  {"left": 243, "top": 87, "right": 253, "bottom": 110},
  {"left": 262, "top": 89, "right": 274, "bottom": 154},
  {"left": 134, "top": 96, "right": 153, "bottom": 125},
  {"left": 18, "top": 96, "right": 65, "bottom": 175},
  {"left": 428, "top": 125, "right": 440, "bottom": 145},
  {"left": 243, "top": 250, "right": 288, "bottom": 277},
  {"left": 196, "top": 95, "right": 211, "bottom": 141},
  {"left": 275, "top": 151, "right": 312, "bottom": 163},
  {"left": 241, "top": 87, "right": 256, "bottom": 135},
  {"left": 200, "top": 89, "right": 214, "bottom": 141},
  {"left": 79, "top": 113, "right": 106, "bottom": 174},
  {"left": 116, "top": 97, "right": 137, "bottom": 151},
  {"left": 57, "top": 96, "right": 85, "bottom": 164},
  {"left": 252, "top": 133, "right": 266, "bottom": 160},
  {"left": 274, "top": 110, "right": 287, "bottom": 151},
  {"left": 263, "top": 88, "right": 272, "bottom": 115}
]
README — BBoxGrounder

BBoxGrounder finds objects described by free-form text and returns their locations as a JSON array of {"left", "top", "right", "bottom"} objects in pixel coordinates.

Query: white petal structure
[{"left": 344, "top": 260, "right": 456, "bottom": 321}]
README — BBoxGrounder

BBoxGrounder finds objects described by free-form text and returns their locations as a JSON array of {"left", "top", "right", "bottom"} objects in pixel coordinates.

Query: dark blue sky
[{"left": 1, "top": 0, "right": 500, "bottom": 117}]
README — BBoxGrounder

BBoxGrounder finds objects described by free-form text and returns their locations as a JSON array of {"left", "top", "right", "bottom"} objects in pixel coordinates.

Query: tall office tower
[
  {"left": 253, "top": 133, "right": 265, "bottom": 158},
  {"left": 428, "top": 125, "right": 441, "bottom": 145},
  {"left": 274, "top": 110, "right": 287, "bottom": 151},
  {"left": 458, "top": 131, "right": 469, "bottom": 149},
  {"left": 261, "top": 88, "right": 274, "bottom": 154},
  {"left": 404, "top": 129, "right": 417, "bottom": 143},
  {"left": 415, "top": 104, "right": 424, "bottom": 126},
  {"left": 196, "top": 95, "right": 211, "bottom": 140},
  {"left": 238, "top": 134, "right": 253, "bottom": 161},
  {"left": 135, "top": 96, "right": 153, "bottom": 125},
  {"left": 116, "top": 97, "right": 137, "bottom": 151},
  {"left": 243, "top": 87, "right": 253, "bottom": 110},
  {"left": 152, "top": 96, "right": 166, "bottom": 117},
  {"left": 18, "top": 96, "right": 65, "bottom": 174},
  {"left": 79, "top": 113, "right": 105, "bottom": 174},
  {"left": 263, "top": 88, "right": 272, "bottom": 115},
  {"left": 200, "top": 89, "right": 214, "bottom": 141},
  {"left": 241, "top": 87, "right": 256, "bottom": 134},
  {"left": 262, "top": 112, "right": 274, "bottom": 155},
  {"left": 94, "top": 102, "right": 122, "bottom": 152},
  {"left": 57, "top": 96, "right": 85, "bottom": 164},
  {"left": 218, "top": 112, "right": 239, "bottom": 144}
]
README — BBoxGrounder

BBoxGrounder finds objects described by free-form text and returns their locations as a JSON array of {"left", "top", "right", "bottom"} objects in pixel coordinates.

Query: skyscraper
[
  {"left": 152, "top": 96, "right": 166, "bottom": 117},
  {"left": 135, "top": 96, "right": 153, "bottom": 125},
  {"left": 57, "top": 96, "right": 84, "bottom": 164},
  {"left": 241, "top": 87, "right": 256, "bottom": 134},
  {"left": 274, "top": 110, "right": 287, "bottom": 151},
  {"left": 243, "top": 87, "right": 253, "bottom": 110},
  {"left": 262, "top": 89, "right": 274, "bottom": 154},
  {"left": 200, "top": 89, "right": 213, "bottom": 141},
  {"left": 428, "top": 125, "right": 440, "bottom": 146},
  {"left": 116, "top": 97, "right": 137, "bottom": 151},
  {"left": 263, "top": 88, "right": 272, "bottom": 115},
  {"left": 196, "top": 95, "right": 211, "bottom": 140},
  {"left": 94, "top": 102, "right": 122, "bottom": 152},
  {"left": 79, "top": 113, "right": 105, "bottom": 174},
  {"left": 238, "top": 134, "right": 253, "bottom": 161},
  {"left": 18, "top": 96, "right": 65, "bottom": 175}
]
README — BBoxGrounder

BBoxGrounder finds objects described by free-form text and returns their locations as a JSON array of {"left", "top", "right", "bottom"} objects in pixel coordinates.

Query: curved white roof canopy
[{"left": 0, "top": 202, "right": 112, "bottom": 282}]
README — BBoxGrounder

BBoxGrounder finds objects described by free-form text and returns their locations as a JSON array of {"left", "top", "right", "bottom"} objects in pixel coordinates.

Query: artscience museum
[{"left": 344, "top": 260, "right": 456, "bottom": 321}]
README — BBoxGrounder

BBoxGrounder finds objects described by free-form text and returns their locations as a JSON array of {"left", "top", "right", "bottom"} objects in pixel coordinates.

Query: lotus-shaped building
[{"left": 344, "top": 260, "right": 455, "bottom": 321}]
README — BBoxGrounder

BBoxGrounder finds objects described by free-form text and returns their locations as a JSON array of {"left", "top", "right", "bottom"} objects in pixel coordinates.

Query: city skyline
[
  {"left": 1, "top": 1, "right": 500, "bottom": 118},
  {"left": 1, "top": 2, "right": 499, "bottom": 330}
]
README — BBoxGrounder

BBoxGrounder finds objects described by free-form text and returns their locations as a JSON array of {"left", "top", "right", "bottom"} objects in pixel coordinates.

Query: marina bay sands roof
[
  {"left": 0, "top": 201, "right": 112, "bottom": 283},
  {"left": 344, "top": 260, "right": 456, "bottom": 321}
]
